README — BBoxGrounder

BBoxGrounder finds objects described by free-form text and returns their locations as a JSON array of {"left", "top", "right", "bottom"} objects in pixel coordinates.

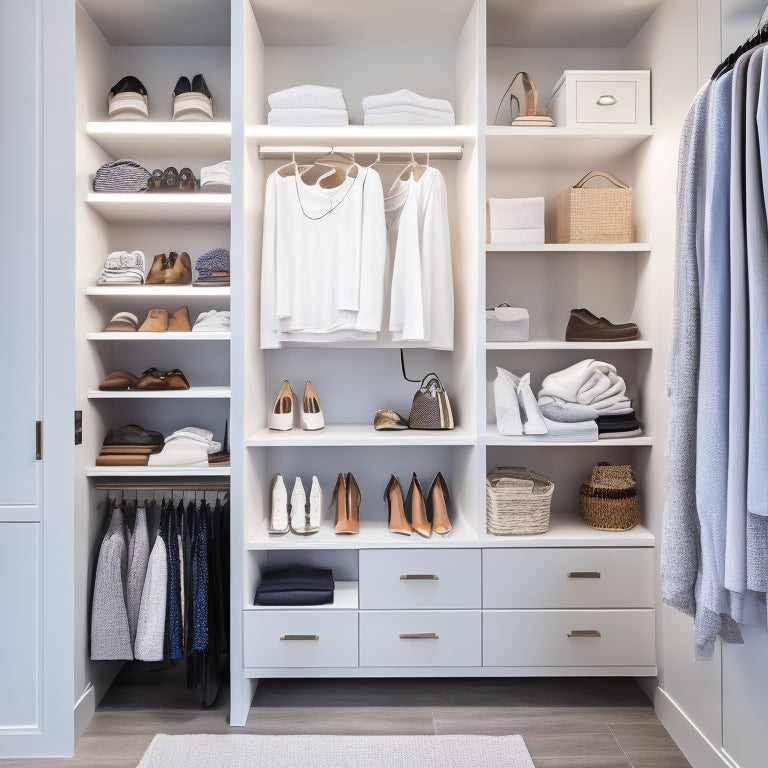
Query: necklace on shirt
[{"left": 294, "top": 168, "right": 362, "bottom": 221}]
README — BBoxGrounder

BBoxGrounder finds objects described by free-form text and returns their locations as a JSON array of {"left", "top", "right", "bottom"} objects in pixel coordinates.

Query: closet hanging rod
[
  {"left": 93, "top": 482, "right": 230, "bottom": 492},
  {"left": 257, "top": 145, "right": 463, "bottom": 160}
]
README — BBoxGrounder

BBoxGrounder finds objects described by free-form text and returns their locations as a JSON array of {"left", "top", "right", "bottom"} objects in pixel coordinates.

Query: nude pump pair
[
  {"left": 385, "top": 472, "right": 451, "bottom": 538},
  {"left": 332, "top": 472, "right": 361, "bottom": 534},
  {"left": 268, "top": 380, "right": 324, "bottom": 431}
]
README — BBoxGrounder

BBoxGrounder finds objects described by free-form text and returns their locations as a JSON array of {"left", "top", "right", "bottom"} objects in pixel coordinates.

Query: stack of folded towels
[
  {"left": 267, "top": 85, "right": 349, "bottom": 126},
  {"left": 98, "top": 250, "right": 146, "bottom": 284},
  {"left": 199, "top": 160, "right": 231, "bottom": 190},
  {"left": 254, "top": 565, "right": 335, "bottom": 606},
  {"left": 147, "top": 427, "right": 221, "bottom": 467},
  {"left": 362, "top": 89, "right": 455, "bottom": 126},
  {"left": 194, "top": 248, "right": 230, "bottom": 286},
  {"left": 193, "top": 309, "right": 230, "bottom": 332}
]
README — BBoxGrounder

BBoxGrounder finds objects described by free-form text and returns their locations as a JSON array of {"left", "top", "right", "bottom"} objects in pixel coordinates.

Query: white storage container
[{"left": 546, "top": 70, "right": 651, "bottom": 129}]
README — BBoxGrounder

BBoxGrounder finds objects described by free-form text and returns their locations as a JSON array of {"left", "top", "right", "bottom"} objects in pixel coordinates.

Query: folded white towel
[
  {"left": 488, "top": 198, "right": 545, "bottom": 231},
  {"left": 517, "top": 373, "right": 548, "bottom": 435},
  {"left": 362, "top": 89, "right": 454, "bottom": 115},
  {"left": 363, "top": 111, "right": 454, "bottom": 126},
  {"left": 267, "top": 107, "right": 349, "bottom": 126},
  {"left": 490, "top": 228, "right": 545, "bottom": 245},
  {"left": 364, "top": 104, "right": 455, "bottom": 120},
  {"left": 540, "top": 416, "right": 598, "bottom": 442},
  {"left": 164, "top": 427, "right": 221, "bottom": 453},
  {"left": 147, "top": 441, "right": 210, "bottom": 467},
  {"left": 539, "top": 359, "right": 626, "bottom": 406},
  {"left": 200, "top": 160, "right": 231, "bottom": 187},
  {"left": 493, "top": 367, "right": 522, "bottom": 435},
  {"left": 268, "top": 85, "right": 347, "bottom": 111},
  {"left": 591, "top": 395, "right": 634, "bottom": 414},
  {"left": 193, "top": 309, "right": 231, "bottom": 332}
]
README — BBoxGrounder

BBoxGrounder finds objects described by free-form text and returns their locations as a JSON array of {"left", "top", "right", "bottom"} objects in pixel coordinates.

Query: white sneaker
[
  {"left": 493, "top": 367, "right": 523, "bottom": 435},
  {"left": 269, "top": 474, "right": 289, "bottom": 534}
]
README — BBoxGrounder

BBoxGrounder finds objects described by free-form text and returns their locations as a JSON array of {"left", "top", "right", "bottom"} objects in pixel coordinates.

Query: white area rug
[{"left": 136, "top": 733, "right": 535, "bottom": 767}]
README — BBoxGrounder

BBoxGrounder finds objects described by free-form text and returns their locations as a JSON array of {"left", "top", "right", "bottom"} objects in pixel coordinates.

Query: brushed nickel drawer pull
[
  {"left": 280, "top": 634, "right": 319, "bottom": 641},
  {"left": 399, "top": 632, "right": 439, "bottom": 639},
  {"left": 567, "top": 571, "right": 601, "bottom": 579},
  {"left": 400, "top": 574, "right": 439, "bottom": 580},
  {"left": 597, "top": 94, "right": 617, "bottom": 106},
  {"left": 567, "top": 630, "right": 601, "bottom": 638}
]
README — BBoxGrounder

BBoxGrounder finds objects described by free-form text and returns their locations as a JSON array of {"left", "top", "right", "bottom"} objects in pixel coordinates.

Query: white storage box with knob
[{"left": 546, "top": 70, "right": 651, "bottom": 129}]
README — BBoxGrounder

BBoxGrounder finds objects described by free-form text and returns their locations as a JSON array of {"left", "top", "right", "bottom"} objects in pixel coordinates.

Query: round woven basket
[{"left": 579, "top": 463, "right": 639, "bottom": 531}]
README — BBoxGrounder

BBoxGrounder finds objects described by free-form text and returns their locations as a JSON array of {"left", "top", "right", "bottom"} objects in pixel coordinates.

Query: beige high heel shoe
[
  {"left": 405, "top": 473, "right": 431, "bottom": 538},
  {"left": 427, "top": 471, "right": 452, "bottom": 536},
  {"left": 333, "top": 472, "right": 360, "bottom": 534},
  {"left": 301, "top": 380, "right": 325, "bottom": 431},
  {"left": 268, "top": 380, "right": 296, "bottom": 430},
  {"left": 384, "top": 475, "right": 412, "bottom": 536}
]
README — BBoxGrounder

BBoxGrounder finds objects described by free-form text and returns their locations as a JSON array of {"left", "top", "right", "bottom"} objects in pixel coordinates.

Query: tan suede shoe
[
  {"left": 167, "top": 306, "right": 191, "bottom": 332},
  {"left": 138, "top": 308, "right": 169, "bottom": 332}
]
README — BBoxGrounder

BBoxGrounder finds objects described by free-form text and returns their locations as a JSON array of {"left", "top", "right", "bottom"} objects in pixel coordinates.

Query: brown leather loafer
[
  {"left": 163, "top": 251, "right": 192, "bottom": 285},
  {"left": 139, "top": 308, "right": 169, "bottom": 332},
  {"left": 164, "top": 369, "right": 190, "bottom": 389},
  {"left": 135, "top": 368, "right": 169, "bottom": 389},
  {"left": 102, "top": 424, "right": 164, "bottom": 450},
  {"left": 565, "top": 308, "right": 639, "bottom": 342},
  {"left": 145, "top": 253, "right": 170, "bottom": 285},
  {"left": 99, "top": 370, "right": 140, "bottom": 390},
  {"left": 167, "top": 306, "right": 191, "bottom": 332}
]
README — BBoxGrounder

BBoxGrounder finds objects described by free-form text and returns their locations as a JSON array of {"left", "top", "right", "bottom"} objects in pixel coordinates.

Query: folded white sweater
[
  {"left": 539, "top": 359, "right": 626, "bottom": 406},
  {"left": 268, "top": 85, "right": 347, "bottom": 110},
  {"left": 362, "top": 89, "right": 454, "bottom": 115}
]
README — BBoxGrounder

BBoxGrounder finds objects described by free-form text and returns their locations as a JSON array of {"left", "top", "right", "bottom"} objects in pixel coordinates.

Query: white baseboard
[
  {"left": 655, "top": 686, "right": 739, "bottom": 768},
  {"left": 74, "top": 683, "right": 95, "bottom": 742}
]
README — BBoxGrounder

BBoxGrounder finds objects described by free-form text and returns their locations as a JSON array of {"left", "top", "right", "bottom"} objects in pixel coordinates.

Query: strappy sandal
[
  {"left": 179, "top": 167, "right": 197, "bottom": 191},
  {"left": 162, "top": 166, "right": 179, "bottom": 189},
  {"left": 147, "top": 168, "right": 164, "bottom": 191}
]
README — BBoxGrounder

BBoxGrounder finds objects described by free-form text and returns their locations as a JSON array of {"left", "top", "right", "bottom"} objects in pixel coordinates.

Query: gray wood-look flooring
[{"left": 6, "top": 666, "right": 691, "bottom": 767}]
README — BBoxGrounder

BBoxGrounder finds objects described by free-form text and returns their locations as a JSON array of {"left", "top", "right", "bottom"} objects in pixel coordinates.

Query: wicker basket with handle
[
  {"left": 486, "top": 466, "right": 554, "bottom": 535},
  {"left": 556, "top": 169, "right": 633, "bottom": 243},
  {"left": 579, "top": 462, "right": 639, "bottom": 531}
]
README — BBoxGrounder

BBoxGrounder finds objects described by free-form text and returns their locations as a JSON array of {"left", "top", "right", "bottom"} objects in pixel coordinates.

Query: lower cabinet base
[{"left": 243, "top": 666, "right": 658, "bottom": 678}]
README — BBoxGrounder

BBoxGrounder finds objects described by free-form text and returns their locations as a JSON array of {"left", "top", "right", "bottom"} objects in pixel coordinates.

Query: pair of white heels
[
  {"left": 493, "top": 367, "right": 548, "bottom": 436},
  {"left": 270, "top": 474, "right": 322, "bottom": 535},
  {"left": 268, "top": 380, "right": 324, "bottom": 431}
]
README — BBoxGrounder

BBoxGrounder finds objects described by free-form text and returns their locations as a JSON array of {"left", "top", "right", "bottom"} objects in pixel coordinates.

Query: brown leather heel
[
  {"left": 427, "top": 471, "right": 452, "bottom": 536},
  {"left": 333, "top": 472, "right": 360, "bottom": 534},
  {"left": 405, "top": 473, "right": 431, "bottom": 538},
  {"left": 384, "top": 475, "right": 411, "bottom": 535}
]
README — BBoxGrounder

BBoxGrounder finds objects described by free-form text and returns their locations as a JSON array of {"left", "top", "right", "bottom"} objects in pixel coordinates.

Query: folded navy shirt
[{"left": 254, "top": 565, "right": 335, "bottom": 606}]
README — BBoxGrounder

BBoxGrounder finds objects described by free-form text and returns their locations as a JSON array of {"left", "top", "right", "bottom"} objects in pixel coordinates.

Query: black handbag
[{"left": 408, "top": 373, "right": 455, "bottom": 430}]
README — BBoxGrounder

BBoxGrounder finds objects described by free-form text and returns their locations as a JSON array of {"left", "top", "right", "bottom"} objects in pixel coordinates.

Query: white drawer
[
  {"left": 243, "top": 610, "right": 358, "bottom": 668},
  {"left": 483, "top": 548, "right": 654, "bottom": 609},
  {"left": 359, "top": 549, "right": 481, "bottom": 609},
  {"left": 576, "top": 80, "right": 637, "bottom": 123},
  {"left": 359, "top": 611, "right": 481, "bottom": 667},
  {"left": 483, "top": 609, "right": 655, "bottom": 667}
]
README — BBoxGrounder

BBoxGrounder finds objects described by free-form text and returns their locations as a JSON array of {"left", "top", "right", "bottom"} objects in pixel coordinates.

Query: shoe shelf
[
  {"left": 86, "top": 286, "right": 230, "bottom": 298},
  {"left": 87, "top": 386, "right": 231, "bottom": 399},
  {"left": 245, "top": 424, "right": 476, "bottom": 447},
  {"left": 86, "top": 121, "right": 231, "bottom": 156},
  {"left": 485, "top": 243, "right": 651, "bottom": 253},
  {"left": 485, "top": 126, "right": 653, "bottom": 170},
  {"left": 85, "top": 193, "right": 231, "bottom": 224},
  {"left": 486, "top": 341, "right": 652, "bottom": 350},
  {"left": 484, "top": 426, "right": 652, "bottom": 447},
  {"left": 246, "top": 581, "right": 358, "bottom": 611},
  {"left": 87, "top": 331, "right": 230, "bottom": 341},
  {"left": 85, "top": 466, "right": 231, "bottom": 477}
]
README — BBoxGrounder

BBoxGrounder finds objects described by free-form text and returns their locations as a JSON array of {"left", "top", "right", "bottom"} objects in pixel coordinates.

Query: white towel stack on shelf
[
  {"left": 487, "top": 197, "right": 545, "bottom": 244},
  {"left": 148, "top": 427, "right": 221, "bottom": 467},
  {"left": 267, "top": 85, "right": 349, "bottom": 126},
  {"left": 363, "top": 89, "right": 455, "bottom": 126}
]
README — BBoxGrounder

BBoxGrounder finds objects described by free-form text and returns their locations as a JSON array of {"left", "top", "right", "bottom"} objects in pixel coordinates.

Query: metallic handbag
[{"left": 408, "top": 373, "right": 455, "bottom": 430}]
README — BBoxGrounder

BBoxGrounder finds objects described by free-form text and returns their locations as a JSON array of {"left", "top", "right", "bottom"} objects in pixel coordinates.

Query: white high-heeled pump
[
  {"left": 268, "top": 380, "right": 296, "bottom": 430},
  {"left": 300, "top": 380, "right": 325, "bottom": 430},
  {"left": 269, "top": 474, "right": 289, "bottom": 534}
]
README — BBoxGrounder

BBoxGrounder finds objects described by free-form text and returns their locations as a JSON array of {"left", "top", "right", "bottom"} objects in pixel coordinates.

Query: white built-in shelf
[
  {"left": 87, "top": 332, "right": 230, "bottom": 341},
  {"left": 245, "top": 424, "right": 475, "bottom": 447},
  {"left": 88, "top": 387, "right": 230, "bottom": 399},
  {"left": 86, "top": 121, "right": 231, "bottom": 156},
  {"left": 485, "top": 126, "right": 653, "bottom": 170},
  {"left": 247, "top": 514, "right": 653, "bottom": 549},
  {"left": 85, "top": 193, "right": 231, "bottom": 224},
  {"left": 86, "top": 286, "right": 230, "bottom": 298},
  {"left": 486, "top": 340, "right": 652, "bottom": 350},
  {"left": 86, "top": 466, "right": 230, "bottom": 477},
  {"left": 247, "top": 581, "right": 358, "bottom": 610},
  {"left": 485, "top": 243, "right": 651, "bottom": 253},
  {"left": 484, "top": 426, "right": 652, "bottom": 447},
  {"left": 249, "top": 125, "right": 475, "bottom": 158}
]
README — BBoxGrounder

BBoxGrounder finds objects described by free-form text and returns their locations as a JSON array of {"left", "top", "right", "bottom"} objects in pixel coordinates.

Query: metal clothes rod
[
  {"left": 94, "top": 482, "right": 229, "bottom": 492},
  {"left": 257, "top": 144, "right": 464, "bottom": 160}
]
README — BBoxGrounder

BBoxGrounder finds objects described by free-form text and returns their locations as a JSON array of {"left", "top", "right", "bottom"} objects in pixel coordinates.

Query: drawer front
[
  {"left": 483, "top": 548, "right": 654, "bottom": 609},
  {"left": 483, "top": 610, "right": 655, "bottom": 667},
  {"left": 243, "top": 610, "right": 358, "bottom": 668},
  {"left": 576, "top": 80, "right": 637, "bottom": 124},
  {"left": 359, "top": 549, "right": 481, "bottom": 609},
  {"left": 359, "top": 611, "right": 481, "bottom": 667}
]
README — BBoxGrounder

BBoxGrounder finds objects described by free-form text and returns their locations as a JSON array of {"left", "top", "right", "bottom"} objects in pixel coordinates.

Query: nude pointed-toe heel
[
  {"left": 405, "top": 473, "right": 431, "bottom": 538},
  {"left": 300, "top": 380, "right": 325, "bottom": 431},
  {"left": 384, "top": 474, "right": 411, "bottom": 536},
  {"left": 333, "top": 472, "right": 359, "bottom": 534},
  {"left": 268, "top": 380, "right": 296, "bottom": 431},
  {"left": 427, "top": 471, "right": 452, "bottom": 536}
]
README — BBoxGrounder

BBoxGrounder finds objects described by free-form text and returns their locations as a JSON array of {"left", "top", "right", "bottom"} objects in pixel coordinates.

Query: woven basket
[
  {"left": 579, "top": 462, "right": 639, "bottom": 531},
  {"left": 486, "top": 466, "right": 554, "bottom": 535},
  {"left": 556, "top": 170, "right": 633, "bottom": 243}
]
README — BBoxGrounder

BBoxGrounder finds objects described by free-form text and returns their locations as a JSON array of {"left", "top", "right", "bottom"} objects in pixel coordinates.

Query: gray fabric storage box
[{"left": 486, "top": 305, "right": 529, "bottom": 342}]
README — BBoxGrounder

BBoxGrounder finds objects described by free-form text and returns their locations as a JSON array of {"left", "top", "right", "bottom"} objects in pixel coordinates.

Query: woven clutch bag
[{"left": 579, "top": 462, "right": 639, "bottom": 531}]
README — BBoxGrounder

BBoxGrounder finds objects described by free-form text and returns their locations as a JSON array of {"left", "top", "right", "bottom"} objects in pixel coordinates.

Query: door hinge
[{"left": 35, "top": 420, "right": 42, "bottom": 460}]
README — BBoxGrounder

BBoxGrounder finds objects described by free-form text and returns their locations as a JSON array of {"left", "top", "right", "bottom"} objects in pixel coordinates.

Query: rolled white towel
[
  {"left": 363, "top": 111, "right": 454, "bottom": 126},
  {"left": 539, "top": 359, "right": 626, "bottom": 406},
  {"left": 362, "top": 88, "right": 454, "bottom": 115},
  {"left": 268, "top": 85, "right": 347, "bottom": 111},
  {"left": 268, "top": 107, "right": 349, "bottom": 126}
]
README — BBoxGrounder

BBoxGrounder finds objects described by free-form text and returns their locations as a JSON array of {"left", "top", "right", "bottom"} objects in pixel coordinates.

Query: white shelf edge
[
  {"left": 245, "top": 424, "right": 476, "bottom": 447},
  {"left": 87, "top": 332, "right": 230, "bottom": 341},
  {"left": 86, "top": 286, "right": 230, "bottom": 297},
  {"left": 486, "top": 340, "right": 652, "bottom": 350},
  {"left": 86, "top": 466, "right": 231, "bottom": 477},
  {"left": 87, "top": 121, "right": 232, "bottom": 137},
  {"left": 485, "top": 243, "right": 651, "bottom": 252},
  {"left": 248, "top": 125, "right": 477, "bottom": 144},
  {"left": 85, "top": 192, "right": 231, "bottom": 206},
  {"left": 485, "top": 125, "right": 653, "bottom": 138},
  {"left": 246, "top": 581, "right": 358, "bottom": 610},
  {"left": 87, "top": 386, "right": 230, "bottom": 399},
  {"left": 484, "top": 429, "right": 652, "bottom": 447}
]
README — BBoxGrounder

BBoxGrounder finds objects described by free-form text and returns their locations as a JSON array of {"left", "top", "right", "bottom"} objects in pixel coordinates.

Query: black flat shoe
[
  {"left": 108, "top": 75, "right": 148, "bottom": 119},
  {"left": 173, "top": 73, "right": 213, "bottom": 120}
]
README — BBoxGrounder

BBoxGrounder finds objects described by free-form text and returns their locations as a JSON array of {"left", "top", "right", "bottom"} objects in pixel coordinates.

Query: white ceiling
[
  {"left": 79, "top": 0, "right": 230, "bottom": 46},
  {"left": 486, "top": 0, "right": 664, "bottom": 48}
]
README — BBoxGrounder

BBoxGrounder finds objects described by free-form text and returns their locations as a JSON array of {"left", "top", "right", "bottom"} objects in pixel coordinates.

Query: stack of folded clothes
[
  {"left": 147, "top": 427, "right": 221, "bottom": 467},
  {"left": 193, "top": 309, "right": 230, "bottom": 332},
  {"left": 254, "top": 565, "right": 335, "bottom": 606},
  {"left": 194, "top": 248, "right": 230, "bottom": 286},
  {"left": 95, "top": 424, "right": 164, "bottom": 466},
  {"left": 595, "top": 413, "right": 643, "bottom": 439},
  {"left": 267, "top": 85, "right": 349, "bottom": 126},
  {"left": 362, "top": 89, "right": 455, "bottom": 126},
  {"left": 98, "top": 251, "right": 146, "bottom": 284},
  {"left": 199, "top": 160, "right": 231, "bottom": 191}
]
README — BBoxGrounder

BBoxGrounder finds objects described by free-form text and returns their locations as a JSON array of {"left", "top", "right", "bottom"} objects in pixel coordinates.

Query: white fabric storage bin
[
  {"left": 547, "top": 70, "right": 651, "bottom": 129},
  {"left": 487, "top": 197, "right": 545, "bottom": 244},
  {"left": 486, "top": 305, "right": 529, "bottom": 342}
]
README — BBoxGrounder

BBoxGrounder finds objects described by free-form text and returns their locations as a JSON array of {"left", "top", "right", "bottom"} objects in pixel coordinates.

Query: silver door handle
[
  {"left": 567, "top": 630, "right": 601, "bottom": 638},
  {"left": 567, "top": 571, "right": 601, "bottom": 579},
  {"left": 280, "top": 634, "right": 319, "bottom": 641},
  {"left": 399, "top": 632, "right": 439, "bottom": 639},
  {"left": 400, "top": 574, "right": 439, "bottom": 580}
]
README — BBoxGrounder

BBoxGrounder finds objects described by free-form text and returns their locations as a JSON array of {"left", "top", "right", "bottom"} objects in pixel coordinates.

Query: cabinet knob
[
  {"left": 567, "top": 571, "right": 601, "bottom": 579},
  {"left": 400, "top": 574, "right": 439, "bottom": 580},
  {"left": 280, "top": 634, "right": 319, "bottom": 641},
  {"left": 567, "top": 630, "right": 601, "bottom": 638},
  {"left": 399, "top": 632, "right": 439, "bottom": 640},
  {"left": 597, "top": 94, "right": 617, "bottom": 106}
]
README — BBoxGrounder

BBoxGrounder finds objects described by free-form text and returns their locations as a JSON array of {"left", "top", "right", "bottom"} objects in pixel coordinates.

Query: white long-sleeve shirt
[{"left": 260, "top": 166, "right": 387, "bottom": 348}]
